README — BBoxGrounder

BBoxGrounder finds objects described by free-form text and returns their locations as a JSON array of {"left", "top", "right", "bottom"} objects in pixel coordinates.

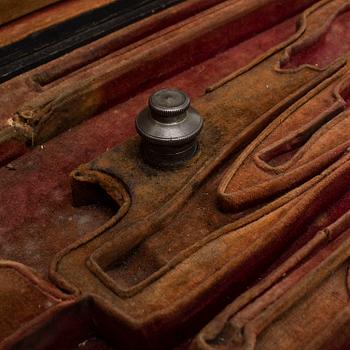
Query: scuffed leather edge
[
  {"left": 207, "top": 0, "right": 339, "bottom": 92},
  {"left": 217, "top": 65, "right": 348, "bottom": 211},
  {"left": 49, "top": 167, "right": 131, "bottom": 294}
]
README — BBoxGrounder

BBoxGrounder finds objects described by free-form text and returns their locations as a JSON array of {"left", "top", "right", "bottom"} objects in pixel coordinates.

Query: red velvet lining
[
  {"left": 0, "top": 17, "right": 297, "bottom": 276},
  {"left": 283, "top": 9, "right": 350, "bottom": 69},
  {"left": 0, "top": 0, "right": 319, "bottom": 167},
  {"left": 1, "top": 2, "right": 349, "bottom": 349},
  {"left": 0, "top": 140, "right": 27, "bottom": 167},
  {"left": 4, "top": 298, "right": 116, "bottom": 350}
]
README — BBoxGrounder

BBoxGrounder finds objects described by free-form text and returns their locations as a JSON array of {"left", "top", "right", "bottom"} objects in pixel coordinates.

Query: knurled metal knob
[{"left": 135, "top": 88, "right": 203, "bottom": 168}]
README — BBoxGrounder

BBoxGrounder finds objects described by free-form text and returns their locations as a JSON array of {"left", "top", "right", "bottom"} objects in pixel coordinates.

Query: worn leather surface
[
  {"left": 0, "top": 0, "right": 315, "bottom": 146},
  {"left": 0, "top": 0, "right": 63, "bottom": 26},
  {"left": 193, "top": 202, "right": 350, "bottom": 349},
  {"left": 52, "top": 0, "right": 349, "bottom": 347},
  {"left": 1, "top": 0, "right": 350, "bottom": 349},
  {"left": 0, "top": 5, "right": 300, "bottom": 290},
  {"left": 0, "top": 0, "right": 114, "bottom": 45},
  {"left": 192, "top": 2, "right": 350, "bottom": 349},
  {"left": 193, "top": 155, "right": 350, "bottom": 349}
]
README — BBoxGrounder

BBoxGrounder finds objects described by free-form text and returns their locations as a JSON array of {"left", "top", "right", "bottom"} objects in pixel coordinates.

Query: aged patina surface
[{"left": 1, "top": 0, "right": 350, "bottom": 349}]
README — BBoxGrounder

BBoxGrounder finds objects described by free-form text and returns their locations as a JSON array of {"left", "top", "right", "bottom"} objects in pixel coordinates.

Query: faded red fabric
[{"left": 3, "top": 0, "right": 350, "bottom": 349}]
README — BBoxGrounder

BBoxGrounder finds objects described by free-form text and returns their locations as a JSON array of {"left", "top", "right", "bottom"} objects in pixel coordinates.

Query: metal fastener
[{"left": 136, "top": 88, "right": 203, "bottom": 168}]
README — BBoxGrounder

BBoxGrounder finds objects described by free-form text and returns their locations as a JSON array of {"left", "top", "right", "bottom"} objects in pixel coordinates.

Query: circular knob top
[
  {"left": 136, "top": 88, "right": 203, "bottom": 146},
  {"left": 149, "top": 89, "right": 190, "bottom": 120}
]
